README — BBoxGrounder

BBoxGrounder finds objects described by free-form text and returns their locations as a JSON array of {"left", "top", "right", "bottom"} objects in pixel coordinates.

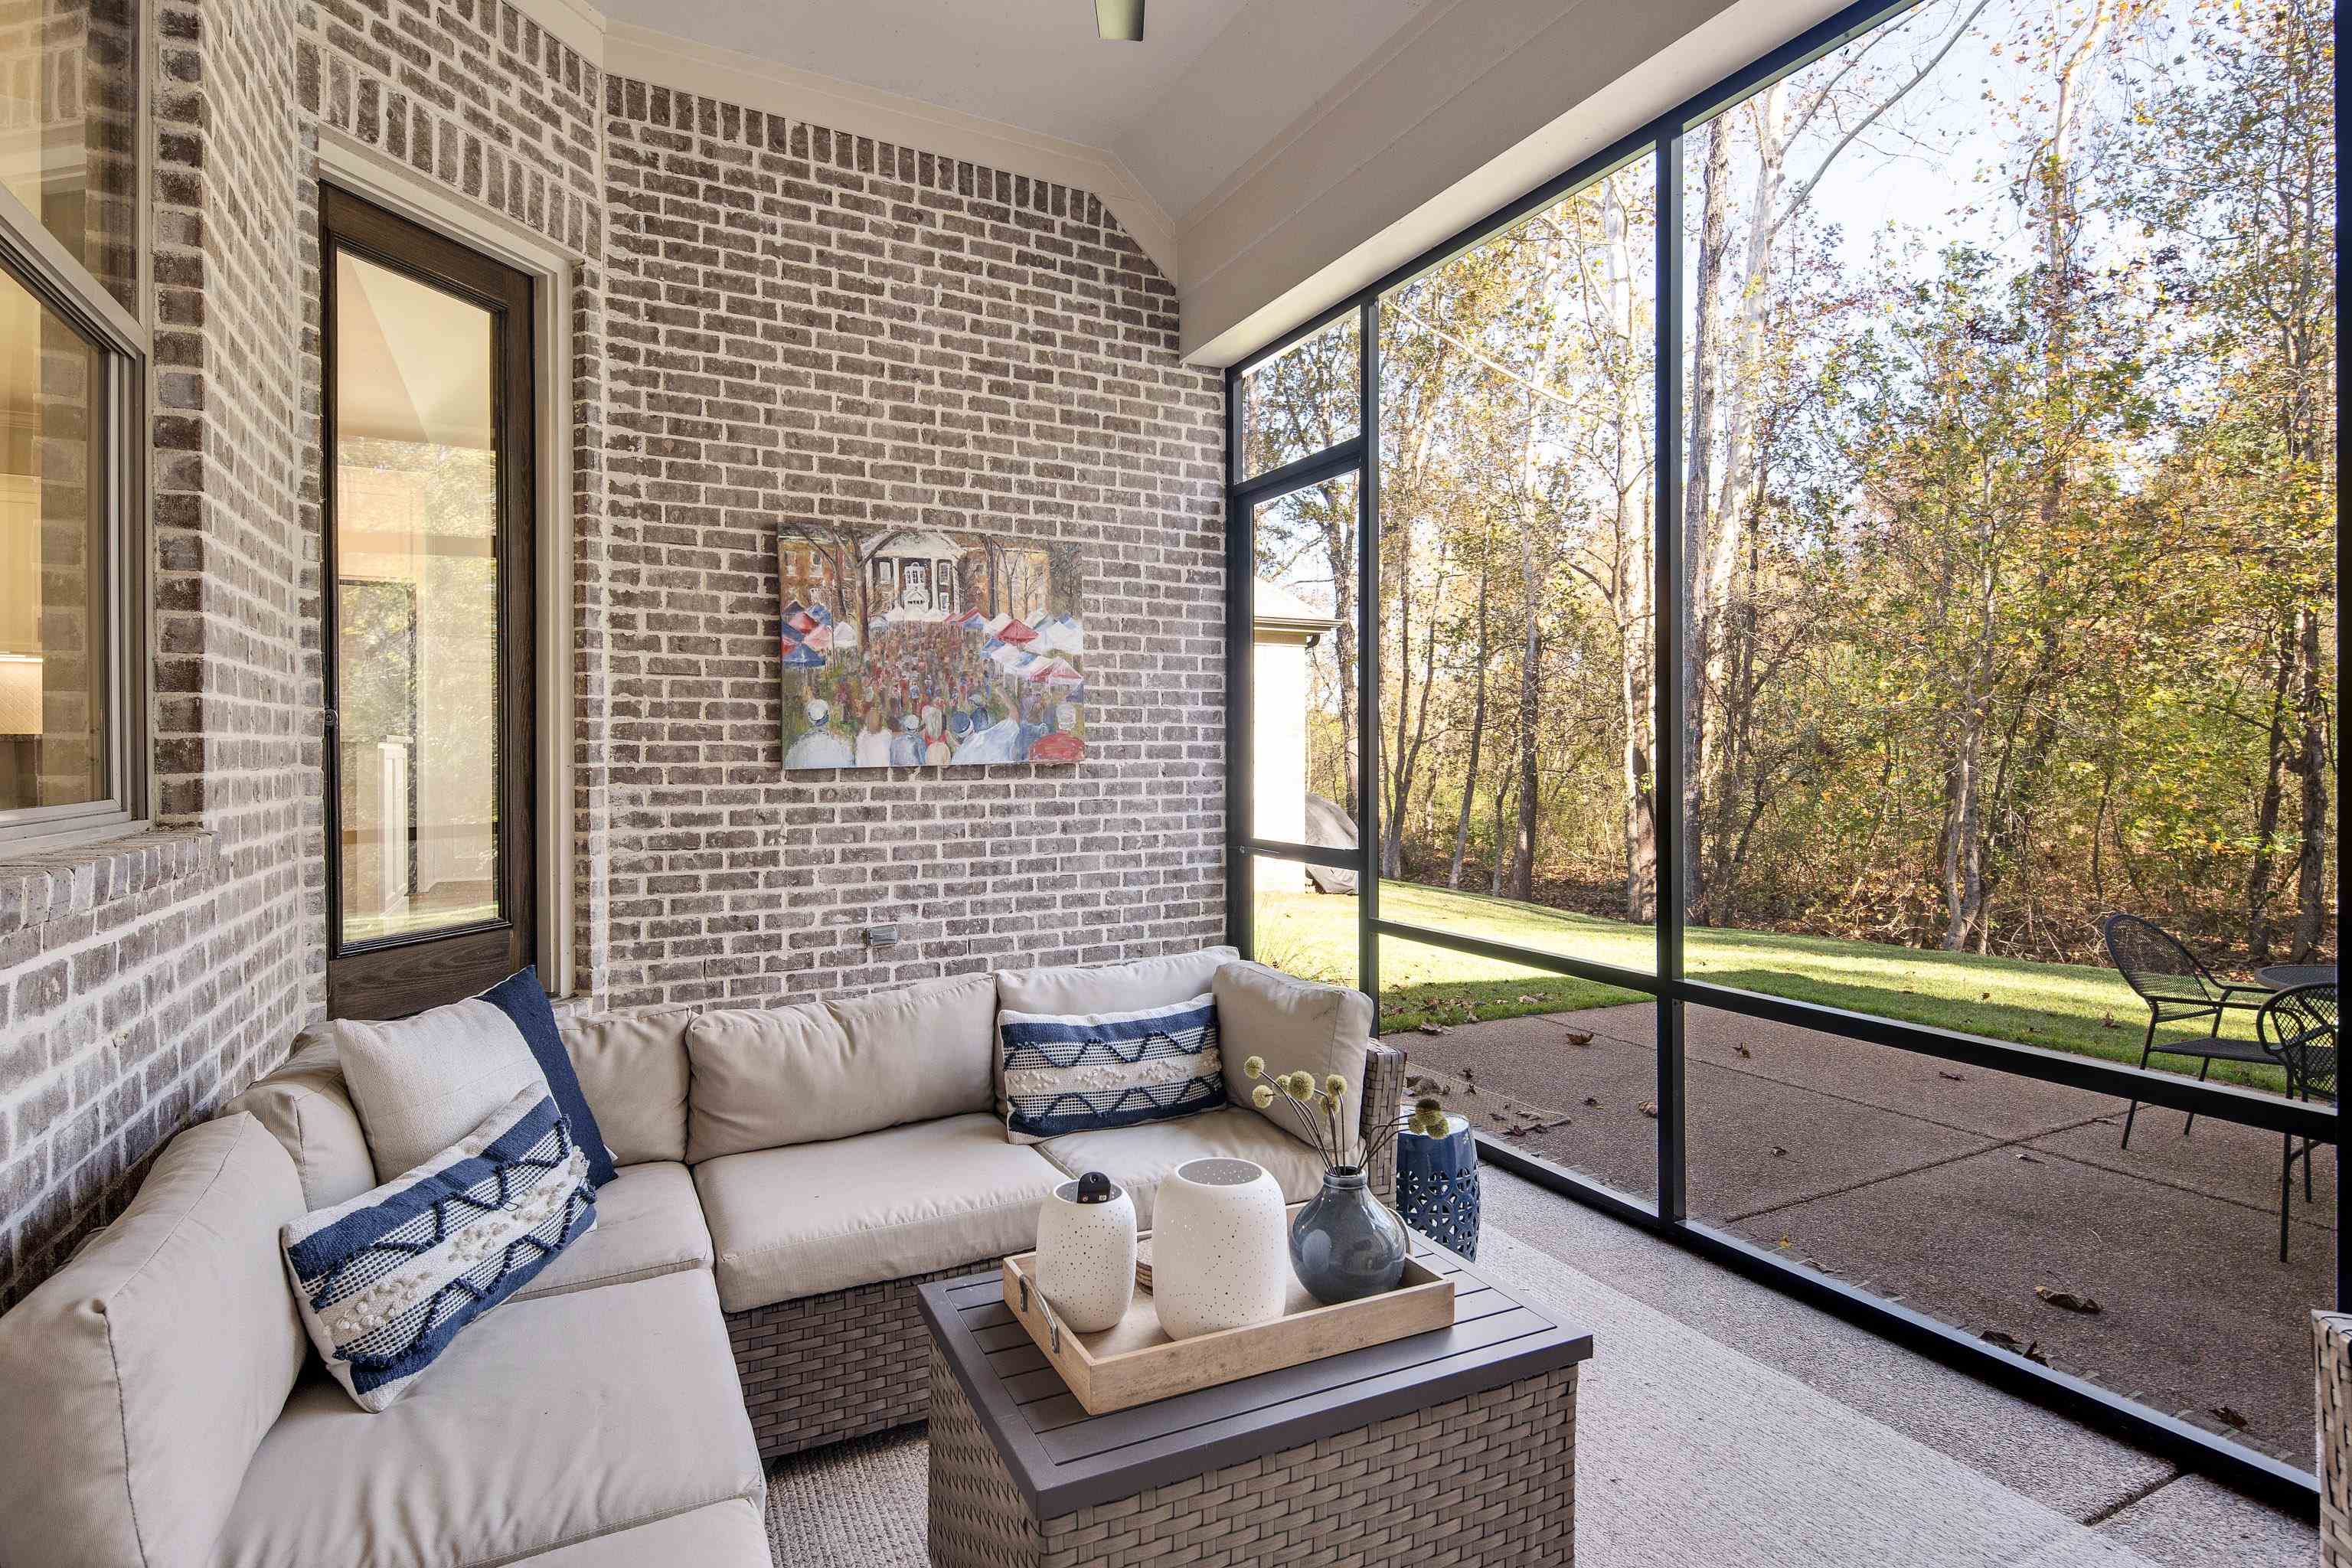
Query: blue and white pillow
[
  {"left": 282, "top": 1086, "right": 596, "bottom": 1412},
  {"left": 998, "top": 992, "right": 1224, "bottom": 1144}
]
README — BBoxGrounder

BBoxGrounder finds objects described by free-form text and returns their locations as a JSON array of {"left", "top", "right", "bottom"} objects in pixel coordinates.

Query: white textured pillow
[
  {"left": 282, "top": 1087, "right": 596, "bottom": 1411},
  {"left": 997, "top": 991, "right": 1225, "bottom": 1144},
  {"left": 329, "top": 998, "right": 552, "bottom": 1183}
]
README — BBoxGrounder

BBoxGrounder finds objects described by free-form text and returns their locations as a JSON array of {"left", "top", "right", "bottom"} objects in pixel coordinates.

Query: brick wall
[
  {"left": 600, "top": 83, "right": 1225, "bottom": 1009},
  {"left": 1, "top": 0, "right": 315, "bottom": 1308},
  {"left": 0, "top": 7, "right": 1228, "bottom": 1307}
]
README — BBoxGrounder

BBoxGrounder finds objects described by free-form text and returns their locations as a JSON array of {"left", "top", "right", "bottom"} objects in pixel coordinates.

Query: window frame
[
  {"left": 1223, "top": 0, "right": 2344, "bottom": 1508},
  {"left": 0, "top": 66, "right": 152, "bottom": 851}
]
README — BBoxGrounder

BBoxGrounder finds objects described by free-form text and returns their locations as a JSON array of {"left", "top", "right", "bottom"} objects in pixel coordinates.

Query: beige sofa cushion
[
  {"left": 523, "top": 1496, "right": 771, "bottom": 1566},
  {"left": 0, "top": 1114, "right": 306, "bottom": 1568},
  {"left": 328, "top": 999, "right": 553, "bottom": 1182},
  {"left": 694, "top": 1113, "right": 1064, "bottom": 1312},
  {"left": 210, "top": 1268, "right": 763, "bottom": 1568},
  {"left": 511, "top": 1160, "right": 713, "bottom": 1302},
  {"left": 224, "top": 1035, "right": 377, "bottom": 1210},
  {"left": 833, "top": 971, "right": 995, "bottom": 1119},
  {"left": 996, "top": 944, "right": 1239, "bottom": 1018},
  {"left": 686, "top": 1001, "right": 852, "bottom": 1161},
  {"left": 685, "top": 972, "right": 995, "bottom": 1161},
  {"left": 1216, "top": 959, "right": 1374, "bottom": 1155},
  {"left": 560, "top": 1008, "right": 693, "bottom": 1165},
  {"left": 1037, "top": 1106, "right": 1328, "bottom": 1227}
]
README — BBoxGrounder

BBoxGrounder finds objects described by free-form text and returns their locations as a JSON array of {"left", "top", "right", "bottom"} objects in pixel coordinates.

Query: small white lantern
[
  {"left": 1150, "top": 1158, "right": 1288, "bottom": 1340},
  {"left": 1034, "top": 1171, "right": 1136, "bottom": 1333}
]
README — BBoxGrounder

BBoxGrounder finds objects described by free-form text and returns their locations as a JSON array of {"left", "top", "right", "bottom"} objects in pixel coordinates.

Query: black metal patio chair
[
  {"left": 2099, "top": 913, "right": 2273, "bottom": 1148},
  {"left": 2257, "top": 982, "right": 2337, "bottom": 1263}
]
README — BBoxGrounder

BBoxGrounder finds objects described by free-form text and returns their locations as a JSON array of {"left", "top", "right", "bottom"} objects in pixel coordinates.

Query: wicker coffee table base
[{"left": 927, "top": 1345, "right": 1578, "bottom": 1568}]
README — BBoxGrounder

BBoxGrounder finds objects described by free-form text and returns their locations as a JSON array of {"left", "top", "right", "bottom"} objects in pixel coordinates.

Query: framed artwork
[{"left": 776, "top": 524, "right": 1087, "bottom": 769}]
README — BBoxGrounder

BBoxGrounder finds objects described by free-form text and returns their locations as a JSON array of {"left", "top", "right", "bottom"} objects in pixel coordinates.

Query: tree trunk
[
  {"left": 1680, "top": 119, "right": 1731, "bottom": 915},
  {"left": 1447, "top": 541, "right": 1492, "bottom": 888},
  {"left": 2289, "top": 606, "right": 2329, "bottom": 960},
  {"left": 1510, "top": 523, "right": 1541, "bottom": 903},
  {"left": 2243, "top": 616, "right": 2293, "bottom": 960}
]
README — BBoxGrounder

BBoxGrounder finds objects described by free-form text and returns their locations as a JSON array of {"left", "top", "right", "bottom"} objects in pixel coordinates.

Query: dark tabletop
[
  {"left": 2259, "top": 964, "right": 2337, "bottom": 991},
  {"left": 916, "top": 1247, "right": 1594, "bottom": 1517}
]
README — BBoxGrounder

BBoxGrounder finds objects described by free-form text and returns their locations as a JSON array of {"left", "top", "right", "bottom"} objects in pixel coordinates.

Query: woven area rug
[
  {"left": 764, "top": 1428, "right": 927, "bottom": 1566},
  {"left": 763, "top": 1226, "right": 2160, "bottom": 1568}
]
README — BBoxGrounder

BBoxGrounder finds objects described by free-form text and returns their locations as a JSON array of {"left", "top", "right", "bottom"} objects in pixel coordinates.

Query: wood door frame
[{"left": 320, "top": 182, "right": 537, "bottom": 1020}]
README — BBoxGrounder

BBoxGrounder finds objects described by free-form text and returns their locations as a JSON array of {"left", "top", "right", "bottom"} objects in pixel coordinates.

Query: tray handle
[{"left": 1014, "top": 1270, "right": 1062, "bottom": 1354}]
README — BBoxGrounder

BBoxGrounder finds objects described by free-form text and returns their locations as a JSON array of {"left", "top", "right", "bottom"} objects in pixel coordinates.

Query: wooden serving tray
[{"left": 1001, "top": 1209, "right": 1456, "bottom": 1416}]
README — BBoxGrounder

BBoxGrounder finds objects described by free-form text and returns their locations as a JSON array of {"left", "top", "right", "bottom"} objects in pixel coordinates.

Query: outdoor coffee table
[{"left": 918, "top": 1246, "right": 1592, "bottom": 1568}]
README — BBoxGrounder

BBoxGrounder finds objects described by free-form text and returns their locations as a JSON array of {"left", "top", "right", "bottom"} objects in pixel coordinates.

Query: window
[
  {"left": 0, "top": 0, "right": 144, "bottom": 847},
  {"left": 322, "top": 186, "right": 536, "bottom": 1019},
  {"left": 1228, "top": 0, "right": 2339, "bottom": 1498}
]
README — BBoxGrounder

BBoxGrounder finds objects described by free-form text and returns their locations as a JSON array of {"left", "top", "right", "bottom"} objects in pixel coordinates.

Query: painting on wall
[{"left": 776, "top": 524, "right": 1087, "bottom": 769}]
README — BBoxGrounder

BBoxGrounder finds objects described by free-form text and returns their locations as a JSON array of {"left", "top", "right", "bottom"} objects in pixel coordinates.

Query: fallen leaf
[
  {"left": 1979, "top": 991, "right": 1991, "bottom": 1001},
  {"left": 1638, "top": 1101, "right": 1659, "bottom": 1119},
  {"left": 1770, "top": 1145, "right": 1788, "bottom": 1157},
  {"left": 2212, "top": 1406, "right": 2249, "bottom": 1430},
  {"left": 2101, "top": 1011, "right": 2118, "bottom": 1029},
  {"left": 1462, "top": 1067, "right": 1477, "bottom": 1079},
  {"left": 1775, "top": 1235, "right": 1794, "bottom": 1249},
  {"left": 1938, "top": 1070, "right": 1965, "bottom": 1081},
  {"left": 2035, "top": 1286, "right": 2102, "bottom": 1315},
  {"left": 2016, "top": 1152, "right": 2042, "bottom": 1163},
  {"left": 1733, "top": 1043, "right": 1753, "bottom": 1058},
  {"left": 1518, "top": 995, "right": 1540, "bottom": 1004},
  {"left": 1583, "top": 1096, "right": 1601, "bottom": 1107},
  {"left": 1561, "top": 1029, "right": 1595, "bottom": 1047},
  {"left": 1981, "top": 1330, "right": 2050, "bottom": 1365},
  {"left": 1417, "top": 1023, "right": 1449, "bottom": 1036}
]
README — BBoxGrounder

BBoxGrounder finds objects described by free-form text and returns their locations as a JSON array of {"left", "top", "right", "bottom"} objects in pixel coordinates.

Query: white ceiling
[{"left": 593, "top": 0, "right": 1436, "bottom": 224}]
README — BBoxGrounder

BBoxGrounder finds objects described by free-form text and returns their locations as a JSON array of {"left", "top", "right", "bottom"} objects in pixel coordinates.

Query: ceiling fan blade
[{"left": 1096, "top": 0, "right": 1145, "bottom": 42}]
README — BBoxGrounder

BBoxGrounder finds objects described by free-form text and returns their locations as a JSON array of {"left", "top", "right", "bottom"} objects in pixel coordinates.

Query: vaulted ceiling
[{"left": 591, "top": 0, "right": 1435, "bottom": 226}]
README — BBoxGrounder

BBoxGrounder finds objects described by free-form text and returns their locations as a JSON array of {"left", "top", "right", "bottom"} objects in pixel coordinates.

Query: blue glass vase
[
  {"left": 1396, "top": 1113, "right": 1481, "bottom": 1259},
  {"left": 1288, "top": 1168, "right": 1408, "bottom": 1305}
]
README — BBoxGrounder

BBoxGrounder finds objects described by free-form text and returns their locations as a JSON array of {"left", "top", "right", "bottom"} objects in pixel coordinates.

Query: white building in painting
[{"left": 1254, "top": 579, "right": 1341, "bottom": 891}]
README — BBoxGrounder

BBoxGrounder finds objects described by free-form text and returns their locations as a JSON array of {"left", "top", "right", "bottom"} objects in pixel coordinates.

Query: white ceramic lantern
[
  {"left": 1150, "top": 1157, "right": 1289, "bottom": 1340},
  {"left": 1034, "top": 1171, "right": 1136, "bottom": 1333}
]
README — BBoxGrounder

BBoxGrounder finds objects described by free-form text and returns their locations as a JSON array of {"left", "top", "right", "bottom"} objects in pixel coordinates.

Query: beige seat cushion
[
  {"left": 1214, "top": 960, "right": 1374, "bottom": 1152},
  {"left": 210, "top": 1269, "right": 763, "bottom": 1568},
  {"left": 511, "top": 1160, "right": 712, "bottom": 1302},
  {"left": 685, "top": 972, "right": 995, "bottom": 1161},
  {"left": 996, "top": 945, "right": 1238, "bottom": 1018},
  {"left": 694, "top": 1114, "right": 1065, "bottom": 1312},
  {"left": 0, "top": 1114, "right": 306, "bottom": 1568},
  {"left": 521, "top": 1496, "right": 770, "bottom": 1566},
  {"left": 224, "top": 1035, "right": 378, "bottom": 1210},
  {"left": 1038, "top": 1106, "right": 1327, "bottom": 1227},
  {"left": 560, "top": 1008, "right": 694, "bottom": 1165},
  {"left": 328, "top": 1000, "right": 553, "bottom": 1182}
]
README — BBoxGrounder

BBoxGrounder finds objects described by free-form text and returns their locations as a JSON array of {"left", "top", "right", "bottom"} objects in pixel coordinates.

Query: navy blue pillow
[{"left": 480, "top": 966, "right": 617, "bottom": 1188}]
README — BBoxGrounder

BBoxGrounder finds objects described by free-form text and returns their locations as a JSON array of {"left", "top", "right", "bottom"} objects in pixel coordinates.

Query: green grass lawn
[{"left": 1251, "top": 880, "right": 2290, "bottom": 1092}]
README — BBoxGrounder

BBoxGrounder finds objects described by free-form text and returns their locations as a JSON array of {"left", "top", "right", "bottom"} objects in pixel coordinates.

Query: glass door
[{"left": 321, "top": 185, "right": 535, "bottom": 1018}]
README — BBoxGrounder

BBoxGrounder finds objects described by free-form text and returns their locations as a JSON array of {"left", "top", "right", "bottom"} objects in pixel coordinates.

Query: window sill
[{"left": 0, "top": 825, "right": 218, "bottom": 942}]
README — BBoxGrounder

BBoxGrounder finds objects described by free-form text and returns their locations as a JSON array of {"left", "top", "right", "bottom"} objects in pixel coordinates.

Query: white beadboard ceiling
[{"left": 591, "top": 0, "right": 1436, "bottom": 225}]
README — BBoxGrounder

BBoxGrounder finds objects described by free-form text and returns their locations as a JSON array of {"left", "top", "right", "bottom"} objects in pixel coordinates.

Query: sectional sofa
[{"left": 0, "top": 944, "right": 1403, "bottom": 1568}]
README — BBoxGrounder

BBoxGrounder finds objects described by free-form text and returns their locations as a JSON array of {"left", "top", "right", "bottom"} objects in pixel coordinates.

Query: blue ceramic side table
[{"left": 1395, "top": 1112, "right": 1481, "bottom": 1259}]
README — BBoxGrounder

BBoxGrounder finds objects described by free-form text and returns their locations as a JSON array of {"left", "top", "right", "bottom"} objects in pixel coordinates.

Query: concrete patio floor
[{"left": 1397, "top": 1002, "right": 2335, "bottom": 1468}]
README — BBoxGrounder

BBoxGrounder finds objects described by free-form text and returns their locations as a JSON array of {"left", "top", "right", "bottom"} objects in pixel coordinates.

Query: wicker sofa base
[
  {"left": 928, "top": 1344, "right": 1578, "bottom": 1568},
  {"left": 728, "top": 1266, "right": 978, "bottom": 1460}
]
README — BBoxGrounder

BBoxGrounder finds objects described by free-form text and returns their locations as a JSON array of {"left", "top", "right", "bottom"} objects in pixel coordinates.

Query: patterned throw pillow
[
  {"left": 281, "top": 1087, "right": 596, "bottom": 1412},
  {"left": 998, "top": 991, "right": 1224, "bottom": 1144}
]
